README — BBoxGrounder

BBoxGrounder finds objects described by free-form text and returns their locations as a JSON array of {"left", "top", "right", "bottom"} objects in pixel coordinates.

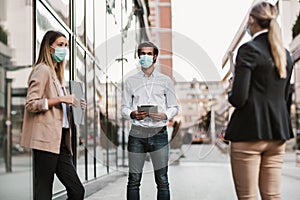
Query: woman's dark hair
[{"left": 137, "top": 41, "right": 159, "bottom": 57}]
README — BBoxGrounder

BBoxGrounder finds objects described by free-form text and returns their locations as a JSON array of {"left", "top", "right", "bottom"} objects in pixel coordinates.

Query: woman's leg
[
  {"left": 259, "top": 141, "right": 285, "bottom": 200},
  {"left": 55, "top": 152, "right": 85, "bottom": 200},
  {"left": 33, "top": 149, "right": 57, "bottom": 200},
  {"left": 230, "top": 142, "right": 263, "bottom": 200}
]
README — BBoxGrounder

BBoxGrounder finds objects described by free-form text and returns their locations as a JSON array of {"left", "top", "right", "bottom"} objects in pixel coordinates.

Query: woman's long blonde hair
[
  {"left": 36, "top": 30, "right": 66, "bottom": 84},
  {"left": 250, "top": 1, "right": 287, "bottom": 78}
]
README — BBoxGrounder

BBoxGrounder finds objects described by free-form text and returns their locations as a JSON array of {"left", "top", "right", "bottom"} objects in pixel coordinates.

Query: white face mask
[{"left": 139, "top": 55, "right": 153, "bottom": 69}]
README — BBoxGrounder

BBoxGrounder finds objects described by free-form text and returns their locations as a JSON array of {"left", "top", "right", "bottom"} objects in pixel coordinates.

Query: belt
[{"left": 131, "top": 125, "right": 166, "bottom": 134}]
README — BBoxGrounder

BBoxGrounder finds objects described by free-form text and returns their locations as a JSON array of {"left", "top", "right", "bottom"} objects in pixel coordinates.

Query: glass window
[
  {"left": 76, "top": 45, "right": 85, "bottom": 82},
  {"left": 86, "top": 0, "right": 94, "bottom": 53},
  {"left": 76, "top": 0, "right": 85, "bottom": 45},
  {"left": 36, "top": 1, "right": 70, "bottom": 56},
  {"left": 95, "top": 0, "right": 106, "bottom": 47},
  {"left": 44, "top": 0, "right": 70, "bottom": 27},
  {"left": 95, "top": 0, "right": 106, "bottom": 69},
  {"left": 99, "top": 81, "right": 119, "bottom": 172},
  {"left": 75, "top": 44, "right": 87, "bottom": 181},
  {"left": 86, "top": 55, "right": 96, "bottom": 180},
  {"left": 37, "top": 1, "right": 71, "bottom": 85},
  {"left": 37, "top": 2, "right": 69, "bottom": 35}
]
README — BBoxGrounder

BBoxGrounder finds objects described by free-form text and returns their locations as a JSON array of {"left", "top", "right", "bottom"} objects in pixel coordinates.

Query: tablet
[
  {"left": 69, "top": 80, "right": 85, "bottom": 125},
  {"left": 137, "top": 105, "right": 158, "bottom": 114}
]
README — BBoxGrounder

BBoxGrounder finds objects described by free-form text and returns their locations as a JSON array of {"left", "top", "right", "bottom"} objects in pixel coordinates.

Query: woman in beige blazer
[{"left": 21, "top": 30, "right": 85, "bottom": 200}]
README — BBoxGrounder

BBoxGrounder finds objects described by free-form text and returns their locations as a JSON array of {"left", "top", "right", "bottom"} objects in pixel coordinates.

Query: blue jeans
[{"left": 127, "top": 126, "right": 170, "bottom": 200}]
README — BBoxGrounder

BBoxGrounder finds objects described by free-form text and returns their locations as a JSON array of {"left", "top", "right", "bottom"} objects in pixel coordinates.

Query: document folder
[{"left": 69, "top": 80, "right": 85, "bottom": 125}]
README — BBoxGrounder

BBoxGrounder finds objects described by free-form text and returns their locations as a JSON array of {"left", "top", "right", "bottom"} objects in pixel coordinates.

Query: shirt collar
[
  {"left": 139, "top": 67, "right": 158, "bottom": 78},
  {"left": 252, "top": 29, "right": 268, "bottom": 40}
]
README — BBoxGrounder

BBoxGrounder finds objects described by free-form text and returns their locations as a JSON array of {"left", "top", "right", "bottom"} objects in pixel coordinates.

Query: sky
[
  {"left": 171, "top": 0, "right": 255, "bottom": 82},
  {"left": 101, "top": 0, "right": 272, "bottom": 83},
  {"left": 103, "top": 0, "right": 253, "bottom": 82}
]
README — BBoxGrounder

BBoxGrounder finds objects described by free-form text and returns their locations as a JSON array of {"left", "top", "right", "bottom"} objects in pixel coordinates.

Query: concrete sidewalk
[{"left": 85, "top": 144, "right": 300, "bottom": 200}]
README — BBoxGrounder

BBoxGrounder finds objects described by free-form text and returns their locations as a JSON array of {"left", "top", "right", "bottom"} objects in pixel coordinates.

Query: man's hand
[
  {"left": 149, "top": 112, "right": 167, "bottom": 121},
  {"left": 130, "top": 110, "right": 148, "bottom": 120}
]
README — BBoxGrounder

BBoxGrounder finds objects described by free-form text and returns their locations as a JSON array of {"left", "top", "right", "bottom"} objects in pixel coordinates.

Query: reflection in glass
[
  {"left": 86, "top": 55, "right": 96, "bottom": 180},
  {"left": 86, "top": 0, "right": 94, "bottom": 53},
  {"left": 76, "top": 0, "right": 85, "bottom": 45},
  {"left": 75, "top": 44, "right": 86, "bottom": 181},
  {"left": 95, "top": 0, "right": 106, "bottom": 53},
  {"left": 45, "top": 0, "right": 70, "bottom": 26},
  {"left": 94, "top": 67, "right": 107, "bottom": 177},
  {"left": 37, "top": 2, "right": 70, "bottom": 83},
  {"left": 36, "top": 2, "right": 69, "bottom": 54}
]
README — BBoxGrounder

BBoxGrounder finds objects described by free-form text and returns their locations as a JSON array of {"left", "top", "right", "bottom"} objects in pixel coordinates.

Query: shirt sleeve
[
  {"left": 44, "top": 98, "right": 49, "bottom": 110},
  {"left": 165, "top": 78, "right": 179, "bottom": 120},
  {"left": 121, "top": 79, "right": 133, "bottom": 120}
]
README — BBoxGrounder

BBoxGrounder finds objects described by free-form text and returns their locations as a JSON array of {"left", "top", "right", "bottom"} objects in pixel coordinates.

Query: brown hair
[
  {"left": 36, "top": 30, "right": 67, "bottom": 84},
  {"left": 250, "top": 1, "right": 287, "bottom": 78},
  {"left": 137, "top": 41, "right": 159, "bottom": 63}
]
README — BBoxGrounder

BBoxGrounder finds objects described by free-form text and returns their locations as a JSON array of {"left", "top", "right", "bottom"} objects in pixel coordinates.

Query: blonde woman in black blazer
[{"left": 225, "top": 2, "right": 294, "bottom": 200}]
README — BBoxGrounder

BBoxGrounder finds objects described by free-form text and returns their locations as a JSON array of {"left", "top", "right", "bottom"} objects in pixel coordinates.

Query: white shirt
[
  {"left": 59, "top": 86, "right": 70, "bottom": 128},
  {"left": 121, "top": 68, "right": 179, "bottom": 128},
  {"left": 252, "top": 29, "right": 268, "bottom": 40}
]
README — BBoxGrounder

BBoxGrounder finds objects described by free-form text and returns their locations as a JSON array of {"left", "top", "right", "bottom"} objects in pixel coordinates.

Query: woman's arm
[{"left": 228, "top": 43, "right": 258, "bottom": 108}]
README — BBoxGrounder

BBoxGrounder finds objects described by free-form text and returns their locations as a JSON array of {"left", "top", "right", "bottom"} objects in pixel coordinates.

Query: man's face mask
[{"left": 139, "top": 55, "right": 153, "bottom": 69}]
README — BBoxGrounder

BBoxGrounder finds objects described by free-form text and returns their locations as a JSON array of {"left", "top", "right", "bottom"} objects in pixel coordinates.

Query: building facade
[{"left": 0, "top": 0, "right": 156, "bottom": 199}]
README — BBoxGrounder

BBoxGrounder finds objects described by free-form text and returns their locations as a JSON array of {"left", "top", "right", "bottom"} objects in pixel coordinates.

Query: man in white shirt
[{"left": 121, "top": 41, "right": 179, "bottom": 200}]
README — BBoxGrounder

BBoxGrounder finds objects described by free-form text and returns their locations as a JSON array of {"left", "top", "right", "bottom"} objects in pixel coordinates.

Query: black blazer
[{"left": 225, "top": 32, "right": 294, "bottom": 142}]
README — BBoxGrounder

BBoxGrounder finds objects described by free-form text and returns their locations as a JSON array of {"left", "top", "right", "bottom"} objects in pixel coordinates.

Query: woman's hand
[
  {"left": 61, "top": 95, "right": 78, "bottom": 107},
  {"left": 80, "top": 98, "right": 87, "bottom": 110}
]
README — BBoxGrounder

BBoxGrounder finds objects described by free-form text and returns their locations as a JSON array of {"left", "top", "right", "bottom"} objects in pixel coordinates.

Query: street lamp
[{"left": 5, "top": 78, "right": 12, "bottom": 172}]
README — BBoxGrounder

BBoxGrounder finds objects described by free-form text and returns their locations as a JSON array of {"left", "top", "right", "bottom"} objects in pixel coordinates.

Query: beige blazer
[{"left": 21, "top": 63, "right": 72, "bottom": 154}]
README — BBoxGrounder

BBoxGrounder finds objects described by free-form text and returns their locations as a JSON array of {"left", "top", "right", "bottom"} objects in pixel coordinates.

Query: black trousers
[{"left": 33, "top": 129, "right": 84, "bottom": 200}]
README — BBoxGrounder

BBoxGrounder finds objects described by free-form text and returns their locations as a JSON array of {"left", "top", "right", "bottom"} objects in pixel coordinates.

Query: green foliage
[
  {"left": 292, "top": 12, "right": 300, "bottom": 39},
  {"left": 0, "top": 25, "right": 8, "bottom": 45}
]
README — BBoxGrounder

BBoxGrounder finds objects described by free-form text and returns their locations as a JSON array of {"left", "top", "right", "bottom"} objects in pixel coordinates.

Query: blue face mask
[
  {"left": 139, "top": 55, "right": 153, "bottom": 69},
  {"left": 244, "top": 26, "right": 251, "bottom": 36},
  {"left": 51, "top": 46, "right": 67, "bottom": 63}
]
